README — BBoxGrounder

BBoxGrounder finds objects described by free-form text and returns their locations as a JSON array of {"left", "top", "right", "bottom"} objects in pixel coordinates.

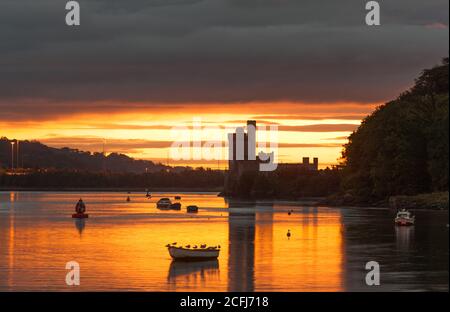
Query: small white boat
[
  {"left": 167, "top": 245, "right": 220, "bottom": 261},
  {"left": 395, "top": 209, "right": 415, "bottom": 226},
  {"left": 157, "top": 198, "right": 172, "bottom": 209}
]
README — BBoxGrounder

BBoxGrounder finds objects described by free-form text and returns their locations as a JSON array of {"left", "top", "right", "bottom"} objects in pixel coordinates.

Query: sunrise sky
[{"left": 1, "top": 0, "right": 448, "bottom": 168}]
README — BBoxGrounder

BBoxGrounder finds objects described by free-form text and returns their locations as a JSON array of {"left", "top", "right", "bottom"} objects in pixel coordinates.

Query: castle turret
[
  {"left": 302, "top": 157, "right": 310, "bottom": 165},
  {"left": 246, "top": 120, "right": 256, "bottom": 161}
]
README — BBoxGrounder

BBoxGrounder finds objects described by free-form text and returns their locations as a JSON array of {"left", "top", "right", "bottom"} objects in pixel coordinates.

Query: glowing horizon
[{"left": 0, "top": 101, "right": 380, "bottom": 169}]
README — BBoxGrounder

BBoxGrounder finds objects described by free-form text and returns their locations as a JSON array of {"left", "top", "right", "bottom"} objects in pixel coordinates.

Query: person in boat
[{"left": 75, "top": 199, "right": 86, "bottom": 214}]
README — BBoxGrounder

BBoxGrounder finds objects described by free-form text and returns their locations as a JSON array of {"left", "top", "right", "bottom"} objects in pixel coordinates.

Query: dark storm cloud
[{"left": 0, "top": 0, "right": 448, "bottom": 119}]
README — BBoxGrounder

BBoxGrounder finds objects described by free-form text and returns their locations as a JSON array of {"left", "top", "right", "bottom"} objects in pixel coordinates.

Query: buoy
[
  {"left": 72, "top": 213, "right": 89, "bottom": 219},
  {"left": 287, "top": 229, "right": 291, "bottom": 239},
  {"left": 126, "top": 196, "right": 131, "bottom": 202},
  {"left": 73, "top": 199, "right": 88, "bottom": 218},
  {"left": 288, "top": 211, "right": 291, "bottom": 215}
]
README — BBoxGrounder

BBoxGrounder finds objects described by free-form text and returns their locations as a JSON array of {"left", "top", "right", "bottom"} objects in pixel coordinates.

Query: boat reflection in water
[
  {"left": 395, "top": 226, "right": 415, "bottom": 252},
  {"left": 74, "top": 218, "right": 86, "bottom": 236},
  {"left": 168, "top": 260, "right": 220, "bottom": 287}
]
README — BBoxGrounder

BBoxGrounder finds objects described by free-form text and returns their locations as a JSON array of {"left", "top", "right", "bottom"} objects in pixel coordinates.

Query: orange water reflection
[{"left": 0, "top": 192, "right": 344, "bottom": 291}]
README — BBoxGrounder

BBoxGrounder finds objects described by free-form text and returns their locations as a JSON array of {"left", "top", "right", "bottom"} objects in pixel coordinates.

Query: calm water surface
[{"left": 0, "top": 191, "right": 448, "bottom": 291}]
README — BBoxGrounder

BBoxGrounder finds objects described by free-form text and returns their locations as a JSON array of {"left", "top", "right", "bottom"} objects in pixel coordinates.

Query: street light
[
  {"left": 17, "top": 140, "right": 20, "bottom": 169},
  {"left": 10, "top": 141, "right": 15, "bottom": 171}
]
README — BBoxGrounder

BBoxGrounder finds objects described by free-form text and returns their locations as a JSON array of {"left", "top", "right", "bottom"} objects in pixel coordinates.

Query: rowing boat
[{"left": 167, "top": 245, "right": 220, "bottom": 261}]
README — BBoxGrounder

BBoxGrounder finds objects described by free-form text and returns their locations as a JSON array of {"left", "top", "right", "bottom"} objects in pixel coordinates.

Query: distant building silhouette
[
  {"left": 224, "top": 120, "right": 318, "bottom": 194},
  {"left": 277, "top": 157, "right": 319, "bottom": 171},
  {"left": 225, "top": 121, "right": 260, "bottom": 193}
]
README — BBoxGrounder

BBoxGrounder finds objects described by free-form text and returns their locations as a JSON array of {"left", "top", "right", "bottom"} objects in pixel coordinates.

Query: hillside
[{"left": 0, "top": 138, "right": 166, "bottom": 173}]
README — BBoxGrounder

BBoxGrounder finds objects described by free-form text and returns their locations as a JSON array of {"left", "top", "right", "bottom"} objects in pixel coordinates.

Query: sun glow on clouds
[{"left": 1, "top": 101, "right": 379, "bottom": 168}]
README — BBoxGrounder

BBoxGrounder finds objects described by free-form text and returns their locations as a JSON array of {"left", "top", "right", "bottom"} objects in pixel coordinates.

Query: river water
[{"left": 0, "top": 191, "right": 448, "bottom": 291}]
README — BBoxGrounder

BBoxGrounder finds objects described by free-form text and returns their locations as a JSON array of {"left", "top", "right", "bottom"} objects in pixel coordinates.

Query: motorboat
[
  {"left": 157, "top": 198, "right": 172, "bottom": 209},
  {"left": 166, "top": 244, "right": 220, "bottom": 261},
  {"left": 170, "top": 203, "right": 181, "bottom": 210},
  {"left": 175, "top": 196, "right": 181, "bottom": 200},
  {"left": 395, "top": 209, "right": 415, "bottom": 226},
  {"left": 187, "top": 205, "right": 199, "bottom": 213}
]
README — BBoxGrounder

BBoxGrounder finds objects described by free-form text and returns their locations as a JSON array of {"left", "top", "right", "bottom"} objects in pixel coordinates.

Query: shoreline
[
  {"left": 2, "top": 188, "right": 448, "bottom": 211},
  {"left": 0, "top": 187, "right": 223, "bottom": 193}
]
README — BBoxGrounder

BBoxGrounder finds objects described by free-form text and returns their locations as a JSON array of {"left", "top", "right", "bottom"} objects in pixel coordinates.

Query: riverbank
[
  {"left": 388, "top": 192, "right": 449, "bottom": 210},
  {"left": 0, "top": 187, "right": 223, "bottom": 193},
  {"left": 323, "top": 191, "right": 449, "bottom": 210}
]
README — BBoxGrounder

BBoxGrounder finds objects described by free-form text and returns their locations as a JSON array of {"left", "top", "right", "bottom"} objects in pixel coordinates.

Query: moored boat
[
  {"left": 395, "top": 209, "right": 415, "bottom": 226},
  {"left": 157, "top": 198, "right": 172, "bottom": 209},
  {"left": 186, "top": 205, "right": 199, "bottom": 213},
  {"left": 170, "top": 203, "right": 181, "bottom": 210},
  {"left": 166, "top": 245, "right": 220, "bottom": 261}
]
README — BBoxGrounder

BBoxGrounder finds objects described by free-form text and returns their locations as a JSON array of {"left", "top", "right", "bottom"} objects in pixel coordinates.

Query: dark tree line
[
  {"left": 340, "top": 58, "right": 449, "bottom": 204},
  {"left": 226, "top": 167, "right": 342, "bottom": 199},
  {"left": 0, "top": 167, "right": 224, "bottom": 189}
]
